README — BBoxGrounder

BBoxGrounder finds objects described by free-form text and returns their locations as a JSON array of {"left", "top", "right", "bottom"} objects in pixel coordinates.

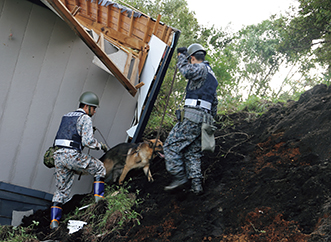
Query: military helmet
[
  {"left": 79, "top": 91, "right": 99, "bottom": 107},
  {"left": 187, "top": 43, "right": 206, "bottom": 57}
]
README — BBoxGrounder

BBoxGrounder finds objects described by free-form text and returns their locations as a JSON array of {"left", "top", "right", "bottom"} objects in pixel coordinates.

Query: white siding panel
[
  {"left": 0, "top": 1, "right": 50, "bottom": 182},
  {"left": 9, "top": 3, "right": 55, "bottom": 187},
  {"left": 95, "top": 77, "right": 136, "bottom": 148},
  {"left": 28, "top": 18, "right": 78, "bottom": 193},
  {"left": 0, "top": 0, "right": 4, "bottom": 16},
  {"left": 0, "top": 0, "right": 32, "bottom": 124}
]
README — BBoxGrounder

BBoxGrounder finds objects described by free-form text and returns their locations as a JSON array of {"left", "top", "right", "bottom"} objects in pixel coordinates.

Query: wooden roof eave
[
  {"left": 44, "top": 0, "right": 137, "bottom": 97},
  {"left": 75, "top": 14, "right": 145, "bottom": 52}
]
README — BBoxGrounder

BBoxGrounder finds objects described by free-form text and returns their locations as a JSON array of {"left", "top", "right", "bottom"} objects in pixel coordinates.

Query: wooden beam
[
  {"left": 107, "top": 4, "right": 111, "bottom": 28},
  {"left": 123, "top": 52, "right": 133, "bottom": 78},
  {"left": 138, "top": 43, "right": 149, "bottom": 74},
  {"left": 95, "top": 1, "right": 99, "bottom": 23},
  {"left": 128, "top": 12, "right": 134, "bottom": 37},
  {"left": 130, "top": 57, "right": 139, "bottom": 85},
  {"left": 153, "top": 14, "right": 161, "bottom": 36},
  {"left": 45, "top": 0, "right": 137, "bottom": 96},
  {"left": 161, "top": 24, "right": 167, "bottom": 41},
  {"left": 71, "top": 5, "right": 80, "bottom": 16},
  {"left": 86, "top": 0, "right": 90, "bottom": 17},
  {"left": 143, "top": 18, "right": 152, "bottom": 43},
  {"left": 117, "top": 8, "right": 121, "bottom": 32}
]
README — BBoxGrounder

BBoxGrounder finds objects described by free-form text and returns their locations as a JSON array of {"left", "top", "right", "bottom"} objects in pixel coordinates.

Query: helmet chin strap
[{"left": 88, "top": 106, "right": 92, "bottom": 117}]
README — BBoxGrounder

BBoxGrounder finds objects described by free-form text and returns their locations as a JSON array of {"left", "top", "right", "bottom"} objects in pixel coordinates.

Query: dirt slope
[{"left": 22, "top": 84, "right": 331, "bottom": 241}]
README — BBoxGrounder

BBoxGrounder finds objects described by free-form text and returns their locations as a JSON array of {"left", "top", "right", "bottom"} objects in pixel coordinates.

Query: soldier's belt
[
  {"left": 54, "top": 139, "right": 80, "bottom": 149},
  {"left": 185, "top": 99, "right": 211, "bottom": 110},
  {"left": 184, "top": 107, "right": 214, "bottom": 124}
]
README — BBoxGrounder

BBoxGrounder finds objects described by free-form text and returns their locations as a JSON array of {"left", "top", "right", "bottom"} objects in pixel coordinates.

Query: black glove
[{"left": 177, "top": 47, "right": 187, "bottom": 55}]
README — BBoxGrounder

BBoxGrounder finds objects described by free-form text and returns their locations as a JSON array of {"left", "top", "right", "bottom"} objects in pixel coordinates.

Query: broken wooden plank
[
  {"left": 135, "top": 82, "right": 144, "bottom": 89},
  {"left": 71, "top": 5, "right": 80, "bottom": 16},
  {"left": 130, "top": 57, "right": 139, "bottom": 85},
  {"left": 96, "top": 32, "right": 105, "bottom": 51},
  {"left": 123, "top": 52, "right": 133, "bottom": 78},
  {"left": 138, "top": 44, "right": 149, "bottom": 74},
  {"left": 45, "top": 0, "right": 137, "bottom": 96}
]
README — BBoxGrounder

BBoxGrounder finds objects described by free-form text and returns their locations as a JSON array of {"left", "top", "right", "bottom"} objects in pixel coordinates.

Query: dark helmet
[
  {"left": 79, "top": 91, "right": 99, "bottom": 107},
  {"left": 187, "top": 43, "right": 206, "bottom": 57}
]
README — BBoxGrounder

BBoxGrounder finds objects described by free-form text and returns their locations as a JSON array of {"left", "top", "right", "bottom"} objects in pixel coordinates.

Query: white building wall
[{"left": 0, "top": 0, "right": 138, "bottom": 196}]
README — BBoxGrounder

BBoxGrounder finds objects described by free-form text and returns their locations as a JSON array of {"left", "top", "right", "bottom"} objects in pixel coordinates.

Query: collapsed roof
[{"left": 42, "top": 0, "right": 178, "bottom": 96}]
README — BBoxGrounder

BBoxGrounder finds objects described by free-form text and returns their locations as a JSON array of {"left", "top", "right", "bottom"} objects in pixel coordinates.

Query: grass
[
  {"left": 61, "top": 180, "right": 142, "bottom": 238},
  {"left": 0, "top": 221, "right": 39, "bottom": 242}
]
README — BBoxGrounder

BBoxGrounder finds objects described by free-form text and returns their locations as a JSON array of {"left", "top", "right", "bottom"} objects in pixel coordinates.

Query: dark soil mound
[{"left": 22, "top": 84, "right": 331, "bottom": 241}]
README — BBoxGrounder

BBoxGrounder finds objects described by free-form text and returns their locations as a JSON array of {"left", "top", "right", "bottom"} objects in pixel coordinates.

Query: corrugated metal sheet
[{"left": 0, "top": 0, "right": 138, "bottom": 196}]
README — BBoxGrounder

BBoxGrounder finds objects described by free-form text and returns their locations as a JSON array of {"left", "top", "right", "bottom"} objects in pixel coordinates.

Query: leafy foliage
[
  {"left": 0, "top": 221, "right": 39, "bottom": 242},
  {"left": 65, "top": 183, "right": 142, "bottom": 235},
  {"left": 121, "top": 0, "right": 328, "bottom": 129},
  {"left": 277, "top": 0, "right": 331, "bottom": 66}
]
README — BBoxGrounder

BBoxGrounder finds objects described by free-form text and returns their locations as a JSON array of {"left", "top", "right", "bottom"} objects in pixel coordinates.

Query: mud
[{"left": 21, "top": 84, "right": 331, "bottom": 241}]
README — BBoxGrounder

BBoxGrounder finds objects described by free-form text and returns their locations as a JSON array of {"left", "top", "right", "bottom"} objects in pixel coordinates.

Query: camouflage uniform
[
  {"left": 52, "top": 108, "right": 106, "bottom": 204},
  {"left": 164, "top": 54, "right": 218, "bottom": 181}
]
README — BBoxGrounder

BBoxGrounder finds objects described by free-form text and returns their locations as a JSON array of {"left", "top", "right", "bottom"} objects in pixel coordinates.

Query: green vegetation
[
  {"left": 127, "top": 0, "right": 330, "bottom": 131},
  {"left": 0, "top": 221, "right": 39, "bottom": 242},
  {"left": 0, "top": 183, "right": 142, "bottom": 241},
  {"left": 64, "top": 182, "right": 142, "bottom": 237}
]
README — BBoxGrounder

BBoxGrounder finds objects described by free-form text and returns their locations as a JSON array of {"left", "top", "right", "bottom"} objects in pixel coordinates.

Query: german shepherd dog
[{"left": 99, "top": 139, "right": 164, "bottom": 185}]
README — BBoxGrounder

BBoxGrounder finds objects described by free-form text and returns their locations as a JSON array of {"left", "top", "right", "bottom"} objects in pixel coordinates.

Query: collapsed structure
[{"left": 0, "top": 0, "right": 179, "bottom": 225}]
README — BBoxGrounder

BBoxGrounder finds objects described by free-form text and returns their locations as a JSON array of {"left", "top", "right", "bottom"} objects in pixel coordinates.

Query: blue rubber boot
[
  {"left": 50, "top": 202, "right": 62, "bottom": 229},
  {"left": 94, "top": 177, "right": 105, "bottom": 202}
]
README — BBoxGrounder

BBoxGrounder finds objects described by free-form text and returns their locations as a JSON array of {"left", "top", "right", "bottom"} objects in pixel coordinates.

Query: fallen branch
[{"left": 217, "top": 132, "right": 251, "bottom": 158}]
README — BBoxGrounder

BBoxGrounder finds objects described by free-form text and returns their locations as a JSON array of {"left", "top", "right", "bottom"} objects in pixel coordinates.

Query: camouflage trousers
[
  {"left": 164, "top": 118, "right": 202, "bottom": 179},
  {"left": 52, "top": 148, "right": 106, "bottom": 204}
]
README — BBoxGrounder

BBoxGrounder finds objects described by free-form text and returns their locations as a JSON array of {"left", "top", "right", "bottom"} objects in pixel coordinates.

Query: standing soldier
[
  {"left": 164, "top": 43, "right": 218, "bottom": 195},
  {"left": 50, "top": 91, "right": 108, "bottom": 229}
]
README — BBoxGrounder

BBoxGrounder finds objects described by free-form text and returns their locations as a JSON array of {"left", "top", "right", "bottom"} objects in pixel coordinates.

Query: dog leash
[
  {"left": 94, "top": 127, "right": 110, "bottom": 148},
  {"left": 78, "top": 127, "right": 109, "bottom": 181},
  {"left": 156, "top": 65, "right": 178, "bottom": 142},
  {"left": 148, "top": 64, "right": 178, "bottom": 168}
]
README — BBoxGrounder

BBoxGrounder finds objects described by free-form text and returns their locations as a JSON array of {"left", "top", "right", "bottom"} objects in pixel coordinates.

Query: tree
[
  {"left": 277, "top": 0, "right": 331, "bottom": 68},
  {"left": 232, "top": 19, "right": 289, "bottom": 97}
]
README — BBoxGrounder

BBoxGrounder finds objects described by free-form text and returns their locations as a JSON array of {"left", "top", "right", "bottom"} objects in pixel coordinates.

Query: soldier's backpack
[{"left": 43, "top": 146, "right": 59, "bottom": 168}]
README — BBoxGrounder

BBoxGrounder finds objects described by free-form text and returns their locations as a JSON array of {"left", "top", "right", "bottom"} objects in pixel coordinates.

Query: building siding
[{"left": 0, "top": 0, "right": 138, "bottom": 197}]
